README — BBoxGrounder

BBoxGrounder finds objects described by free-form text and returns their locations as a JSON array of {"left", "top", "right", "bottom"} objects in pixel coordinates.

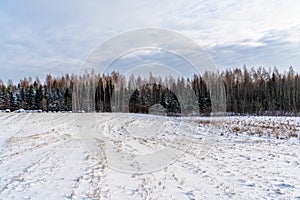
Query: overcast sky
[{"left": 0, "top": 0, "right": 300, "bottom": 83}]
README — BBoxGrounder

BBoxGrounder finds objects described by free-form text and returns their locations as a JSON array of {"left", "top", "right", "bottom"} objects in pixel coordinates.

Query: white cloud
[{"left": 0, "top": 0, "right": 299, "bottom": 82}]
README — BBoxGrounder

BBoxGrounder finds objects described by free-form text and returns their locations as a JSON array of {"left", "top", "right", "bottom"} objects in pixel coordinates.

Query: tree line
[
  {"left": 0, "top": 74, "right": 73, "bottom": 111},
  {"left": 223, "top": 66, "right": 300, "bottom": 115},
  {"left": 0, "top": 66, "right": 299, "bottom": 115}
]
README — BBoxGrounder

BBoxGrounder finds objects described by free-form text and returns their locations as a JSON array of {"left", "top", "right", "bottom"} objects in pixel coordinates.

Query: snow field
[{"left": 0, "top": 113, "right": 299, "bottom": 199}]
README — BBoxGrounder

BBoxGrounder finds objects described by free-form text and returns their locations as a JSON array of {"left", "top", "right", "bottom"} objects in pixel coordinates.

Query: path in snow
[{"left": 0, "top": 113, "right": 299, "bottom": 199}]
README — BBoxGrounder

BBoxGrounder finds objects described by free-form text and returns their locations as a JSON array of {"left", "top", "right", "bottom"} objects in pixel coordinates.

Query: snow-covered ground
[{"left": 0, "top": 113, "right": 299, "bottom": 199}]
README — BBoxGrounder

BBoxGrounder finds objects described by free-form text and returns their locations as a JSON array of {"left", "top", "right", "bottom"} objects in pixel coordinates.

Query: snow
[{"left": 0, "top": 113, "right": 299, "bottom": 199}]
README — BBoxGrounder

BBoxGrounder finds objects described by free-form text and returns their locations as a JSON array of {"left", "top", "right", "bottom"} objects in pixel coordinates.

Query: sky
[{"left": 0, "top": 0, "right": 300, "bottom": 83}]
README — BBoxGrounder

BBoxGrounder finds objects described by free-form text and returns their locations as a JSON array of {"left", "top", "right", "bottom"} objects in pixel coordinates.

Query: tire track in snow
[
  {"left": 0, "top": 114, "right": 32, "bottom": 155},
  {"left": 69, "top": 114, "right": 113, "bottom": 199},
  {"left": 1, "top": 113, "right": 299, "bottom": 199},
  {"left": 0, "top": 114, "right": 83, "bottom": 199},
  {"left": 0, "top": 114, "right": 17, "bottom": 125},
  {"left": 0, "top": 113, "right": 77, "bottom": 165}
]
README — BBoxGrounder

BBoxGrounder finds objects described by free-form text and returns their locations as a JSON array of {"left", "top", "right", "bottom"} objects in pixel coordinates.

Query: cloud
[
  {"left": 209, "top": 30, "right": 300, "bottom": 70},
  {"left": 0, "top": 0, "right": 299, "bottom": 83}
]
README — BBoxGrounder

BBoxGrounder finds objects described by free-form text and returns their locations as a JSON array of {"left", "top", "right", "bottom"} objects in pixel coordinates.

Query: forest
[{"left": 0, "top": 66, "right": 299, "bottom": 116}]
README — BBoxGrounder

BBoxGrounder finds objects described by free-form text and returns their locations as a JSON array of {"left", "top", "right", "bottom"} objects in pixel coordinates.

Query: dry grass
[
  {"left": 193, "top": 119, "right": 211, "bottom": 125},
  {"left": 191, "top": 117, "right": 299, "bottom": 139},
  {"left": 222, "top": 117, "right": 298, "bottom": 139}
]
